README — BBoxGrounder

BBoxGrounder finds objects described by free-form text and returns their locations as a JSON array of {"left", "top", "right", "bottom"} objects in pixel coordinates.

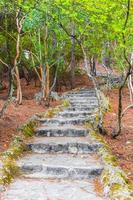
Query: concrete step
[
  {"left": 27, "top": 136, "right": 102, "bottom": 154},
  {"left": 66, "top": 93, "right": 96, "bottom": 98},
  {"left": 18, "top": 153, "right": 103, "bottom": 179},
  {"left": 70, "top": 100, "right": 98, "bottom": 105},
  {"left": 68, "top": 97, "right": 97, "bottom": 100},
  {"left": 67, "top": 106, "right": 97, "bottom": 112},
  {"left": 39, "top": 116, "right": 93, "bottom": 125},
  {"left": 36, "top": 126, "right": 88, "bottom": 137},
  {"left": 1, "top": 178, "right": 104, "bottom": 200},
  {"left": 57, "top": 110, "right": 92, "bottom": 118},
  {"left": 68, "top": 106, "right": 97, "bottom": 111},
  {"left": 68, "top": 90, "right": 96, "bottom": 95},
  {"left": 70, "top": 101, "right": 98, "bottom": 106},
  {"left": 69, "top": 105, "right": 98, "bottom": 109}
]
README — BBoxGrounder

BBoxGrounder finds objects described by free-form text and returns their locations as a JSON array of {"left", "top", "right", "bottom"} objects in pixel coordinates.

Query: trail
[{"left": 1, "top": 88, "right": 105, "bottom": 200}]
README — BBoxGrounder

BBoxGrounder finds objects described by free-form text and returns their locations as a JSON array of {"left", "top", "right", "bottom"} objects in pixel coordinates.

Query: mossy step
[
  {"left": 57, "top": 110, "right": 93, "bottom": 118},
  {"left": 39, "top": 116, "right": 93, "bottom": 125},
  {"left": 27, "top": 136, "right": 102, "bottom": 154},
  {"left": 18, "top": 153, "right": 103, "bottom": 179},
  {"left": 67, "top": 107, "right": 97, "bottom": 111},
  {"left": 36, "top": 126, "right": 88, "bottom": 137},
  {"left": 70, "top": 101, "right": 98, "bottom": 106},
  {"left": 66, "top": 93, "right": 96, "bottom": 97},
  {"left": 68, "top": 97, "right": 97, "bottom": 100}
]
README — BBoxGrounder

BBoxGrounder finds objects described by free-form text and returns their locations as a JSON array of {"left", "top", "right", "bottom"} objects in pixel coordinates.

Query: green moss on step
[
  {"left": 0, "top": 158, "right": 21, "bottom": 185},
  {"left": 62, "top": 99, "right": 70, "bottom": 108},
  {"left": 21, "top": 120, "right": 37, "bottom": 138}
]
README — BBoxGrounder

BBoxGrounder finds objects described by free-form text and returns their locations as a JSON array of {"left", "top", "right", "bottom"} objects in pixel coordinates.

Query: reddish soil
[
  {"left": 104, "top": 88, "right": 133, "bottom": 183},
  {"left": 0, "top": 74, "right": 91, "bottom": 153},
  {"left": 0, "top": 81, "right": 60, "bottom": 153}
]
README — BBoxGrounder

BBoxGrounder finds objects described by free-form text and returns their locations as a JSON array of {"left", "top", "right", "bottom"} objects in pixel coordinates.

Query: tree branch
[{"left": 0, "top": 58, "right": 9, "bottom": 68}]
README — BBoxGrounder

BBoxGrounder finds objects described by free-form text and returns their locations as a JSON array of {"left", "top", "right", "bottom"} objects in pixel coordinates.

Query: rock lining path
[{"left": 1, "top": 88, "right": 106, "bottom": 200}]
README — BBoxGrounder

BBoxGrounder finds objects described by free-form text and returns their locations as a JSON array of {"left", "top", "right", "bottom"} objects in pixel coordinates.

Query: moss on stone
[
  {"left": 62, "top": 99, "right": 71, "bottom": 108},
  {"left": 0, "top": 158, "right": 21, "bottom": 185},
  {"left": 21, "top": 120, "right": 38, "bottom": 138}
]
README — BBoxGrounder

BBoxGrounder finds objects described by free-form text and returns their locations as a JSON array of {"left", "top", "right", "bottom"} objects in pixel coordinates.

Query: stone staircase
[{"left": 1, "top": 88, "right": 105, "bottom": 200}]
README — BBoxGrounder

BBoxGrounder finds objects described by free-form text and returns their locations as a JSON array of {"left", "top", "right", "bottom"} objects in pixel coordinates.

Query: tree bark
[
  {"left": 44, "top": 9, "right": 50, "bottom": 101},
  {"left": 0, "top": 68, "right": 14, "bottom": 118},
  {"left": 70, "top": 22, "right": 76, "bottom": 89},
  {"left": 14, "top": 9, "right": 24, "bottom": 105}
]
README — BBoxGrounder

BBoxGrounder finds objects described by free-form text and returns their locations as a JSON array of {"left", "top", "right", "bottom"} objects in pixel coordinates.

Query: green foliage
[
  {"left": 0, "top": 158, "right": 20, "bottom": 185},
  {"left": 62, "top": 99, "right": 70, "bottom": 107},
  {"left": 21, "top": 120, "right": 38, "bottom": 138},
  {"left": 0, "top": 136, "right": 25, "bottom": 185},
  {"left": 23, "top": 9, "right": 44, "bottom": 31},
  {"left": 0, "top": 0, "right": 133, "bottom": 85},
  {"left": 44, "top": 107, "right": 61, "bottom": 118}
]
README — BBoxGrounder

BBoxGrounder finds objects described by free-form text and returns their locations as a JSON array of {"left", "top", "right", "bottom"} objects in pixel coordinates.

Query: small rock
[
  {"left": 69, "top": 147, "right": 78, "bottom": 154},
  {"left": 50, "top": 91, "right": 60, "bottom": 101},
  {"left": 126, "top": 141, "right": 131, "bottom": 145},
  {"left": 34, "top": 92, "right": 43, "bottom": 103}
]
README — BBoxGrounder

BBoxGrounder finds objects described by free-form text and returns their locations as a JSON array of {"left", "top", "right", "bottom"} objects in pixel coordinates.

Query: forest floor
[
  {"left": 0, "top": 84, "right": 61, "bottom": 153},
  {"left": 104, "top": 88, "right": 133, "bottom": 184},
  {"left": 0, "top": 73, "right": 133, "bottom": 184}
]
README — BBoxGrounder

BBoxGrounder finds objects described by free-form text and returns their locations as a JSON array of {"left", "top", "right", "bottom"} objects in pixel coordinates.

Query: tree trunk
[
  {"left": 113, "top": 69, "right": 131, "bottom": 138},
  {"left": 116, "top": 86, "right": 123, "bottom": 136},
  {"left": 14, "top": 9, "right": 24, "bottom": 105},
  {"left": 128, "top": 74, "right": 133, "bottom": 104},
  {"left": 0, "top": 69, "right": 14, "bottom": 118},
  {"left": 90, "top": 56, "right": 96, "bottom": 76},
  {"left": 81, "top": 44, "right": 104, "bottom": 128},
  {"left": 44, "top": 10, "right": 50, "bottom": 101},
  {"left": 70, "top": 22, "right": 76, "bottom": 89}
]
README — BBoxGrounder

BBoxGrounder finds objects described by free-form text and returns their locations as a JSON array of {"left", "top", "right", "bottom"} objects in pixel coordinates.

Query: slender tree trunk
[
  {"left": 44, "top": 10, "right": 50, "bottom": 100},
  {"left": 81, "top": 44, "right": 104, "bottom": 127},
  {"left": 5, "top": 14, "right": 13, "bottom": 96},
  {"left": 50, "top": 65, "right": 58, "bottom": 93},
  {"left": 70, "top": 22, "right": 76, "bottom": 89},
  {"left": 14, "top": 9, "right": 24, "bottom": 105},
  {"left": 128, "top": 74, "right": 133, "bottom": 104},
  {"left": 38, "top": 28, "right": 45, "bottom": 99},
  {"left": 0, "top": 69, "right": 14, "bottom": 118},
  {"left": 113, "top": 68, "right": 131, "bottom": 138},
  {"left": 90, "top": 56, "right": 96, "bottom": 76},
  {"left": 117, "top": 86, "right": 123, "bottom": 136}
]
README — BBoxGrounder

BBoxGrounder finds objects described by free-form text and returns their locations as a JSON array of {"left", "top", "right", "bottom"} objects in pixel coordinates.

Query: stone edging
[{"left": 90, "top": 130, "right": 133, "bottom": 200}]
